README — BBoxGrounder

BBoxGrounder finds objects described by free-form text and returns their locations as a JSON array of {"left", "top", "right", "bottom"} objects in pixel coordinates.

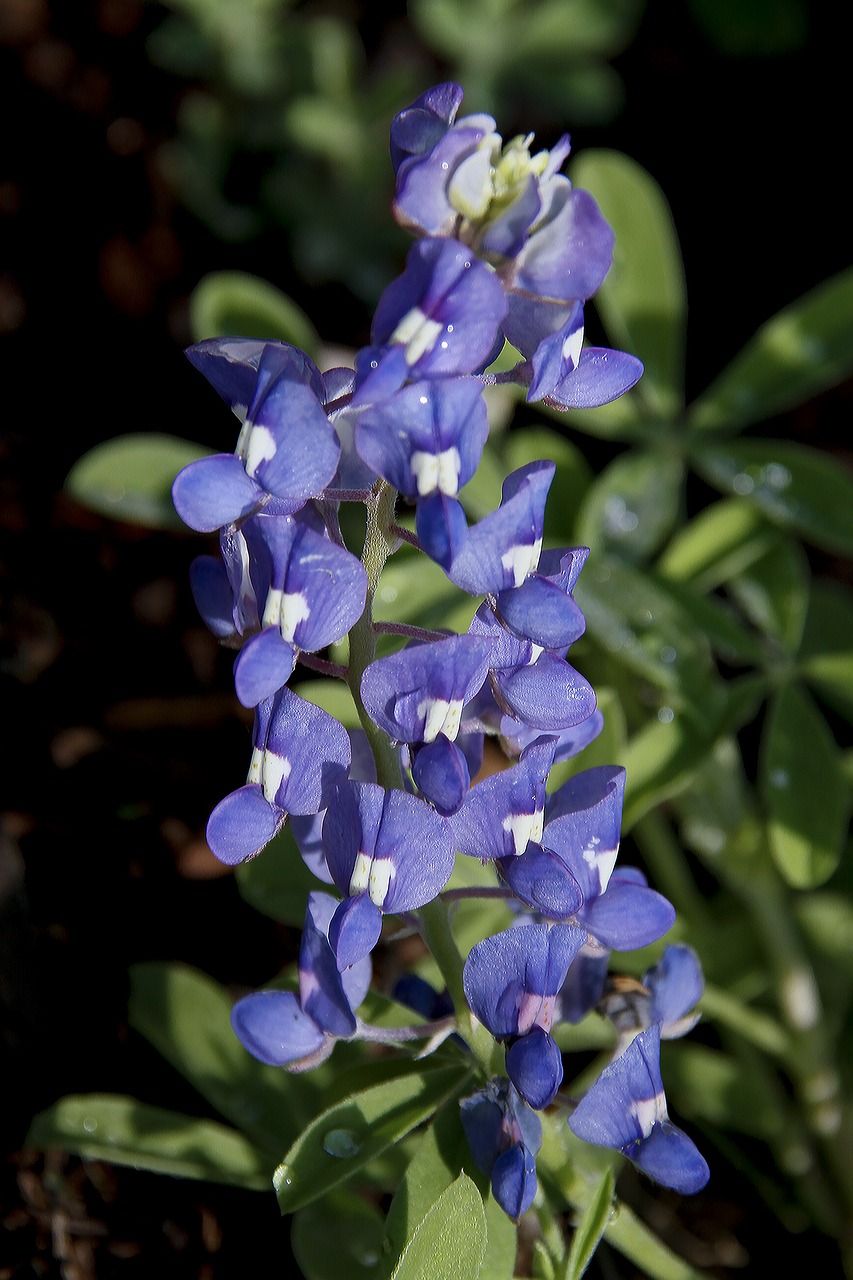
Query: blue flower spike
[{"left": 568, "top": 1024, "right": 710, "bottom": 1194}]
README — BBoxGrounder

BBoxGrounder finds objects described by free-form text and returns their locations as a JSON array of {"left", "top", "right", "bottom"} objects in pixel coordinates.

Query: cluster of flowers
[{"left": 173, "top": 83, "right": 709, "bottom": 1219}]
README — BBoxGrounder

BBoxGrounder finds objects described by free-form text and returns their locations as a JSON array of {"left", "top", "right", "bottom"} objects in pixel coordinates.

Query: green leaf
[
  {"left": 383, "top": 1099, "right": 515, "bottom": 1280},
  {"left": 568, "top": 149, "right": 686, "bottom": 419},
  {"left": 128, "top": 962, "right": 322, "bottom": 1154},
  {"left": 620, "top": 676, "right": 765, "bottom": 830},
  {"left": 688, "top": 268, "right": 853, "bottom": 435},
  {"left": 657, "top": 498, "right": 779, "bottom": 592},
  {"left": 189, "top": 270, "right": 320, "bottom": 356},
  {"left": 292, "top": 1189, "right": 386, "bottom": 1280},
  {"left": 64, "top": 434, "right": 211, "bottom": 530},
  {"left": 727, "top": 535, "right": 810, "bottom": 653},
  {"left": 690, "top": 438, "right": 853, "bottom": 556},
  {"left": 760, "top": 684, "right": 849, "bottom": 886},
  {"left": 275, "top": 1065, "right": 470, "bottom": 1213},
  {"left": 799, "top": 579, "right": 853, "bottom": 722},
  {"left": 27, "top": 1094, "right": 272, "bottom": 1190},
  {"left": 562, "top": 1167, "right": 614, "bottom": 1280},
  {"left": 235, "top": 822, "right": 320, "bottom": 926},
  {"left": 576, "top": 449, "right": 684, "bottom": 562},
  {"left": 389, "top": 1174, "right": 487, "bottom": 1280}
]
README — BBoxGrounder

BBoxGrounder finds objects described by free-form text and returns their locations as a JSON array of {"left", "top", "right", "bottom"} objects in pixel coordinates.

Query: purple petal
[
  {"left": 645, "top": 944, "right": 705, "bottom": 1033},
  {"left": 491, "top": 1144, "right": 538, "bottom": 1219},
  {"left": 569, "top": 1024, "right": 665, "bottom": 1151},
  {"left": 230, "top": 990, "right": 325, "bottom": 1067},
  {"left": 631, "top": 1120, "right": 710, "bottom": 1194},
  {"left": 450, "top": 738, "right": 555, "bottom": 860},
  {"left": 299, "top": 891, "right": 358, "bottom": 1036},
  {"left": 579, "top": 879, "right": 675, "bottom": 951},
  {"left": 492, "top": 654, "right": 596, "bottom": 731},
  {"left": 506, "top": 1026, "right": 564, "bottom": 1110},
  {"left": 190, "top": 555, "right": 236, "bottom": 639},
  {"left": 172, "top": 454, "right": 262, "bottom": 532},
  {"left": 539, "top": 348, "right": 644, "bottom": 411},
  {"left": 411, "top": 735, "right": 471, "bottom": 815},
  {"left": 463, "top": 923, "right": 585, "bottom": 1038},
  {"left": 389, "top": 81, "right": 465, "bottom": 172},
  {"left": 507, "top": 182, "right": 614, "bottom": 304},
  {"left": 361, "top": 634, "right": 494, "bottom": 744},
  {"left": 496, "top": 574, "right": 586, "bottom": 650},
  {"left": 496, "top": 842, "right": 584, "bottom": 921},
  {"left": 328, "top": 892, "right": 384, "bottom": 970},
  {"left": 450, "top": 461, "right": 555, "bottom": 596},
  {"left": 416, "top": 492, "right": 470, "bottom": 570},
  {"left": 258, "top": 688, "right": 351, "bottom": 815},
  {"left": 206, "top": 783, "right": 283, "bottom": 865},
  {"left": 233, "top": 628, "right": 296, "bottom": 708}
]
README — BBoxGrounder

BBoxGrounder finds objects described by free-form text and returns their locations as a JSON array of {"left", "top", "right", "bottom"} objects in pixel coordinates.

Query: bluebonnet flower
[
  {"left": 354, "top": 376, "right": 489, "bottom": 568},
  {"left": 460, "top": 1078, "right": 543, "bottom": 1219},
  {"left": 360, "top": 633, "right": 494, "bottom": 814},
  {"left": 597, "top": 944, "right": 705, "bottom": 1052},
  {"left": 205, "top": 687, "right": 351, "bottom": 865},
  {"left": 568, "top": 1024, "right": 710, "bottom": 1194},
  {"left": 464, "top": 922, "right": 586, "bottom": 1109},
  {"left": 172, "top": 342, "right": 342, "bottom": 532},
  {"left": 231, "top": 891, "right": 371, "bottom": 1070},
  {"left": 362, "top": 237, "right": 508, "bottom": 388},
  {"left": 322, "top": 781, "right": 455, "bottom": 969},
  {"left": 389, "top": 84, "right": 643, "bottom": 410}
]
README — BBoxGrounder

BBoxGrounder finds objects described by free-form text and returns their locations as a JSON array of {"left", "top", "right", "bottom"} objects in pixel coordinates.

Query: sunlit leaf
[
  {"left": 389, "top": 1174, "right": 486, "bottom": 1280},
  {"left": 190, "top": 270, "right": 320, "bottom": 356},
  {"left": 761, "top": 684, "right": 849, "bottom": 886},
  {"left": 275, "top": 1066, "right": 470, "bottom": 1213},
  {"left": 657, "top": 498, "right": 778, "bottom": 592},
  {"left": 727, "top": 535, "right": 810, "bottom": 653},
  {"left": 569, "top": 149, "right": 686, "bottom": 419},
  {"left": 293, "top": 676, "right": 361, "bottom": 728},
  {"left": 799, "top": 579, "right": 853, "bottom": 723},
  {"left": 688, "top": 268, "right": 853, "bottom": 435},
  {"left": 65, "top": 434, "right": 211, "bottom": 530},
  {"left": 27, "top": 1095, "right": 272, "bottom": 1190}
]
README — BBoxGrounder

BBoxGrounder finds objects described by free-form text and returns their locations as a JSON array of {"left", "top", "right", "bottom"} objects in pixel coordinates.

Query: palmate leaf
[
  {"left": 64, "top": 433, "right": 212, "bottom": 530},
  {"left": 690, "top": 438, "right": 853, "bottom": 557},
  {"left": 569, "top": 149, "right": 686, "bottom": 420},
  {"left": 275, "top": 1064, "right": 471, "bottom": 1214},
  {"left": 26, "top": 1094, "right": 272, "bottom": 1191},
  {"left": 657, "top": 497, "right": 780, "bottom": 592},
  {"left": 799, "top": 579, "right": 853, "bottom": 723},
  {"left": 727, "top": 534, "right": 810, "bottom": 654},
  {"left": 576, "top": 449, "right": 684, "bottom": 563},
  {"left": 687, "top": 266, "right": 853, "bottom": 436},
  {"left": 760, "top": 683, "right": 849, "bottom": 887},
  {"left": 389, "top": 1174, "right": 487, "bottom": 1280}
]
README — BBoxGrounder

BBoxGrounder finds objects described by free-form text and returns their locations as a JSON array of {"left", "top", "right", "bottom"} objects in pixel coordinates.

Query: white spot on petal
[
  {"left": 418, "top": 696, "right": 463, "bottom": 743},
  {"left": 631, "top": 1091, "right": 668, "bottom": 1138},
  {"left": 261, "top": 752, "right": 291, "bottom": 804},
  {"left": 349, "top": 851, "right": 372, "bottom": 896},
  {"left": 368, "top": 857, "right": 395, "bottom": 906},
  {"left": 244, "top": 425, "right": 277, "bottom": 478},
  {"left": 501, "top": 538, "right": 542, "bottom": 587},
  {"left": 390, "top": 307, "right": 443, "bottom": 365},
  {"left": 502, "top": 807, "right": 544, "bottom": 856},
  {"left": 411, "top": 446, "right": 462, "bottom": 497}
]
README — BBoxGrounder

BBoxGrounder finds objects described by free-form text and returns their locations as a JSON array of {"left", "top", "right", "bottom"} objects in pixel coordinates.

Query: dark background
[{"left": 1, "top": 1, "right": 850, "bottom": 1275}]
